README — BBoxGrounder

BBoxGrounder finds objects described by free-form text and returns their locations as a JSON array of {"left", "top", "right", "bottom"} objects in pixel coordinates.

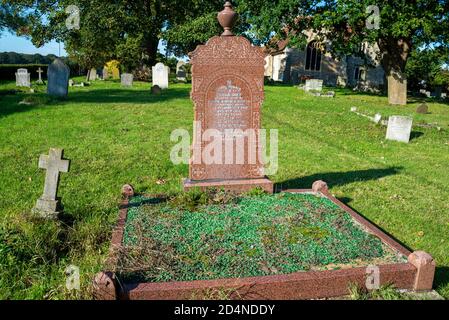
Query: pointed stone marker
[{"left": 33, "top": 148, "right": 70, "bottom": 219}]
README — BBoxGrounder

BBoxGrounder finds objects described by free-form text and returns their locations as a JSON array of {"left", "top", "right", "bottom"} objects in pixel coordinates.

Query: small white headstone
[
  {"left": 386, "top": 116, "right": 413, "bottom": 143},
  {"left": 304, "top": 79, "right": 323, "bottom": 92},
  {"left": 121, "top": 73, "right": 134, "bottom": 87},
  {"left": 152, "top": 62, "right": 169, "bottom": 89},
  {"left": 15, "top": 68, "right": 31, "bottom": 87}
]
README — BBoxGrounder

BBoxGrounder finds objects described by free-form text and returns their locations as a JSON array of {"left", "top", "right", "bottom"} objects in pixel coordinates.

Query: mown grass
[{"left": 0, "top": 78, "right": 448, "bottom": 299}]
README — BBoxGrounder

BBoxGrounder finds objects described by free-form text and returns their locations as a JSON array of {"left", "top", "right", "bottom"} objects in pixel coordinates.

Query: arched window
[{"left": 305, "top": 41, "right": 322, "bottom": 71}]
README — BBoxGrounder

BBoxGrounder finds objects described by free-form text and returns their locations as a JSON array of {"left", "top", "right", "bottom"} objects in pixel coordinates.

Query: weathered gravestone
[
  {"left": 33, "top": 148, "right": 70, "bottom": 219},
  {"left": 103, "top": 67, "right": 109, "bottom": 80},
  {"left": 36, "top": 67, "right": 45, "bottom": 84},
  {"left": 15, "top": 68, "right": 31, "bottom": 87},
  {"left": 416, "top": 103, "right": 428, "bottom": 114},
  {"left": 183, "top": 2, "right": 273, "bottom": 193},
  {"left": 304, "top": 79, "right": 323, "bottom": 92},
  {"left": 87, "top": 68, "right": 97, "bottom": 81},
  {"left": 152, "top": 62, "right": 169, "bottom": 89},
  {"left": 151, "top": 85, "right": 162, "bottom": 95},
  {"left": 388, "top": 75, "right": 407, "bottom": 105},
  {"left": 121, "top": 73, "right": 134, "bottom": 87},
  {"left": 47, "top": 59, "right": 70, "bottom": 97},
  {"left": 386, "top": 116, "right": 413, "bottom": 143},
  {"left": 442, "top": 93, "right": 447, "bottom": 99},
  {"left": 176, "top": 61, "right": 187, "bottom": 82}
]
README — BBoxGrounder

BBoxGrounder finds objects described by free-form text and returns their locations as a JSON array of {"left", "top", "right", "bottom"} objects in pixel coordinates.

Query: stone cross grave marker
[
  {"left": 183, "top": 1, "right": 273, "bottom": 193},
  {"left": 176, "top": 61, "right": 187, "bottom": 82},
  {"left": 33, "top": 148, "right": 70, "bottom": 219},
  {"left": 304, "top": 79, "right": 323, "bottom": 92},
  {"left": 152, "top": 62, "right": 169, "bottom": 89},
  {"left": 36, "top": 67, "right": 44, "bottom": 84},
  {"left": 47, "top": 59, "right": 70, "bottom": 97},
  {"left": 15, "top": 68, "right": 31, "bottom": 87},
  {"left": 386, "top": 116, "right": 413, "bottom": 143},
  {"left": 121, "top": 73, "right": 134, "bottom": 87}
]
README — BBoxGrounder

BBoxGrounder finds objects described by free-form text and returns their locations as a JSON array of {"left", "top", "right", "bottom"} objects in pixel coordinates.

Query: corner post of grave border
[
  {"left": 93, "top": 271, "right": 118, "bottom": 300},
  {"left": 312, "top": 180, "right": 329, "bottom": 193},
  {"left": 408, "top": 251, "right": 436, "bottom": 291}
]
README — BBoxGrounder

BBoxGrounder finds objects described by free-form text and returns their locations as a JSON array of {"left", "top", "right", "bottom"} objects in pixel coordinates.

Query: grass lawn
[{"left": 0, "top": 78, "right": 448, "bottom": 299}]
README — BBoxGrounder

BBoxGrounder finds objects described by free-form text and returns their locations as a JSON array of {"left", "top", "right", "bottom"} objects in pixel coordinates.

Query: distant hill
[{"left": 0, "top": 52, "right": 59, "bottom": 65}]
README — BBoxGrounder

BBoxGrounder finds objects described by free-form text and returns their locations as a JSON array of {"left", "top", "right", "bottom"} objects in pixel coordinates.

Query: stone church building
[{"left": 264, "top": 31, "right": 385, "bottom": 90}]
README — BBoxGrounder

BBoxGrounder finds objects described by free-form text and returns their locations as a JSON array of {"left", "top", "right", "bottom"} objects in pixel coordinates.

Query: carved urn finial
[{"left": 217, "top": 1, "right": 238, "bottom": 36}]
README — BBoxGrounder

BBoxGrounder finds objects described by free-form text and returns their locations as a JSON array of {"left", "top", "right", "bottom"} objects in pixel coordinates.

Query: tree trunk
[
  {"left": 379, "top": 38, "right": 411, "bottom": 105},
  {"left": 144, "top": 35, "right": 160, "bottom": 67}
]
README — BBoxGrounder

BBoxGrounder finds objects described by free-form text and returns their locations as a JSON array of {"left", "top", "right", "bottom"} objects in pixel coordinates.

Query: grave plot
[{"left": 93, "top": 182, "right": 434, "bottom": 300}]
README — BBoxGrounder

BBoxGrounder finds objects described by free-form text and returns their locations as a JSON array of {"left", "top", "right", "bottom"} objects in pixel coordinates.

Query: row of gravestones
[
  {"left": 419, "top": 89, "right": 447, "bottom": 99},
  {"left": 15, "top": 59, "right": 70, "bottom": 97},
  {"left": 15, "top": 60, "right": 189, "bottom": 97}
]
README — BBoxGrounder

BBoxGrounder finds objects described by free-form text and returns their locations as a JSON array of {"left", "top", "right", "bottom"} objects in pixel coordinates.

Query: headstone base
[
  {"left": 33, "top": 197, "right": 62, "bottom": 219},
  {"left": 183, "top": 177, "right": 274, "bottom": 194}
]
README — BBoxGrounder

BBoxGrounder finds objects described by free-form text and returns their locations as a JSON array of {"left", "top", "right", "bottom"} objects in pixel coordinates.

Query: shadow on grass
[
  {"left": 276, "top": 167, "right": 402, "bottom": 190},
  {"left": 0, "top": 87, "right": 192, "bottom": 118},
  {"left": 410, "top": 131, "right": 424, "bottom": 141},
  {"left": 65, "top": 88, "right": 190, "bottom": 104},
  {"left": 435, "top": 266, "right": 449, "bottom": 296}
]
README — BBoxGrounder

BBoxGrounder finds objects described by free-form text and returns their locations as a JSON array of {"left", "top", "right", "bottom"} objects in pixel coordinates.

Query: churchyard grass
[{"left": 0, "top": 79, "right": 448, "bottom": 299}]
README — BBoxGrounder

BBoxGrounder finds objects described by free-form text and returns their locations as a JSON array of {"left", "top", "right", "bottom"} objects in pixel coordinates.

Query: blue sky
[
  {"left": 0, "top": 31, "right": 68, "bottom": 56},
  {"left": 0, "top": 31, "right": 169, "bottom": 57}
]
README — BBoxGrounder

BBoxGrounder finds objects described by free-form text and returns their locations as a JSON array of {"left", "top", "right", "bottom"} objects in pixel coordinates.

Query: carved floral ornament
[{"left": 189, "top": 36, "right": 266, "bottom": 66}]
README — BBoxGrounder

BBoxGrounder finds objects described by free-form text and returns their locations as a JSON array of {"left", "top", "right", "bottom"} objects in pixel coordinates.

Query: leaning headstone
[
  {"left": 15, "top": 68, "right": 31, "bottom": 87},
  {"left": 33, "top": 148, "right": 70, "bottom": 219},
  {"left": 304, "top": 79, "right": 323, "bottom": 92},
  {"left": 386, "top": 116, "right": 413, "bottom": 143},
  {"left": 151, "top": 85, "right": 162, "bottom": 95},
  {"left": 87, "top": 68, "right": 97, "bottom": 81},
  {"left": 183, "top": 2, "right": 273, "bottom": 193},
  {"left": 47, "top": 58, "right": 70, "bottom": 98},
  {"left": 36, "top": 67, "right": 45, "bottom": 84},
  {"left": 176, "top": 61, "right": 187, "bottom": 82},
  {"left": 441, "top": 93, "right": 447, "bottom": 99},
  {"left": 120, "top": 73, "right": 133, "bottom": 87},
  {"left": 416, "top": 103, "right": 428, "bottom": 114},
  {"left": 69, "top": 79, "right": 74, "bottom": 87},
  {"left": 152, "top": 62, "right": 169, "bottom": 89}
]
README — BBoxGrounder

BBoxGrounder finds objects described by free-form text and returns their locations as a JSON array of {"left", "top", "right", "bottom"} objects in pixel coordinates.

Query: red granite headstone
[{"left": 183, "top": 1, "right": 273, "bottom": 193}]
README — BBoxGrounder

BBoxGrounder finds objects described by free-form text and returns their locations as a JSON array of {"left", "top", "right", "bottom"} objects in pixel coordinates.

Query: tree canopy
[{"left": 2, "top": 0, "right": 449, "bottom": 100}]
